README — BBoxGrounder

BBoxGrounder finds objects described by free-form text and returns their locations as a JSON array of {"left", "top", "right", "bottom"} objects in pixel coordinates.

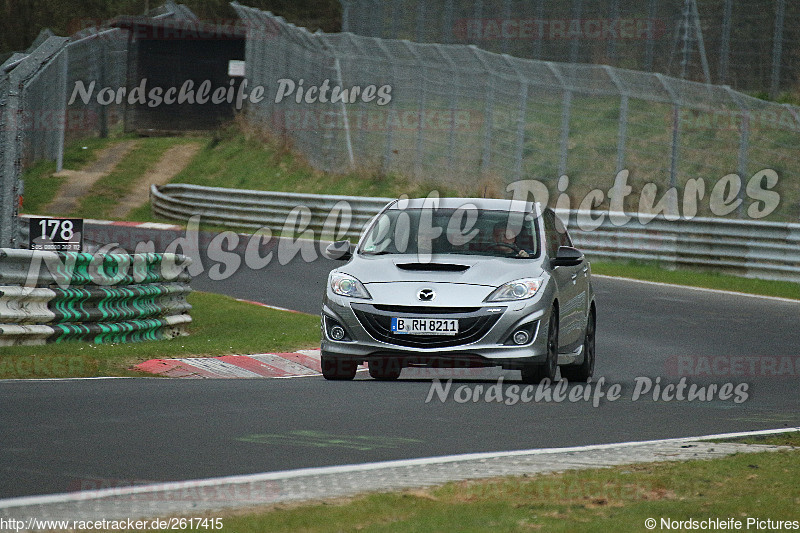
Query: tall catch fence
[
  {"left": 0, "top": 2, "right": 193, "bottom": 249},
  {"left": 234, "top": 3, "right": 800, "bottom": 222},
  {"left": 340, "top": 0, "right": 800, "bottom": 97}
]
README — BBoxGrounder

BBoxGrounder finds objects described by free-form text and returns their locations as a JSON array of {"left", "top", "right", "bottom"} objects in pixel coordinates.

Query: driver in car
[{"left": 490, "top": 222, "right": 530, "bottom": 258}]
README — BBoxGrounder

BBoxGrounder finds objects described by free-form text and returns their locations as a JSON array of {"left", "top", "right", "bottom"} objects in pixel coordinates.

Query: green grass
[
  {"left": 167, "top": 121, "right": 476, "bottom": 199},
  {"left": 712, "top": 431, "right": 800, "bottom": 447},
  {"left": 0, "top": 291, "right": 320, "bottom": 379},
  {"left": 591, "top": 260, "right": 800, "bottom": 300},
  {"left": 156, "top": 435, "right": 799, "bottom": 533},
  {"left": 72, "top": 136, "right": 204, "bottom": 220},
  {"left": 20, "top": 135, "right": 118, "bottom": 214},
  {"left": 20, "top": 159, "right": 66, "bottom": 213}
]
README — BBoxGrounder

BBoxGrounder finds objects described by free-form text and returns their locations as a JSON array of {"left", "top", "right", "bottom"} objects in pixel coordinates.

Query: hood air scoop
[{"left": 395, "top": 263, "right": 471, "bottom": 272}]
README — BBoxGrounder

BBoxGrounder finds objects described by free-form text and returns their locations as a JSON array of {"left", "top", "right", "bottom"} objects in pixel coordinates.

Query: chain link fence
[
  {"left": 341, "top": 0, "right": 799, "bottom": 98},
  {"left": 1, "top": 37, "right": 69, "bottom": 249},
  {"left": 233, "top": 3, "right": 800, "bottom": 222},
  {"left": 0, "top": 3, "right": 190, "bottom": 248}
]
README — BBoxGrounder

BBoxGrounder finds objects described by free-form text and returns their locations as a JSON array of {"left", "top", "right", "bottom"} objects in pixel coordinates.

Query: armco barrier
[
  {"left": 152, "top": 184, "right": 800, "bottom": 283},
  {"left": 151, "top": 183, "right": 391, "bottom": 240},
  {"left": 0, "top": 249, "right": 192, "bottom": 346},
  {"left": 559, "top": 212, "right": 800, "bottom": 282}
]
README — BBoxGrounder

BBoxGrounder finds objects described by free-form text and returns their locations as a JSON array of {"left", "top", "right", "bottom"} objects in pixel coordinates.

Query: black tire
[
  {"left": 368, "top": 358, "right": 402, "bottom": 381},
  {"left": 521, "top": 307, "right": 559, "bottom": 384},
  {"left": 561, "top": 308, "right": 595, "bottom": 383},
  {"left": 321, "top": 355, "right": 357, "bottom": 381}
]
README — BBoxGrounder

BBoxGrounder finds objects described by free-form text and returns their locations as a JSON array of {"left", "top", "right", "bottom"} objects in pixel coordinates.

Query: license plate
[{"left": 391, "top": 317, "right": 458, "bottom": 335}]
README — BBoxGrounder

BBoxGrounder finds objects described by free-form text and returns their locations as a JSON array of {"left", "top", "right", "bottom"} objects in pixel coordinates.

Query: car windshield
[{"left": 359, "top": 207, "right": 540, "bottom": 258}]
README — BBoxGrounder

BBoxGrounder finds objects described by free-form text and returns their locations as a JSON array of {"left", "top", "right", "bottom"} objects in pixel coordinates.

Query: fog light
[
  {"left": 512, "top": 330, "right": 530, "bottom": 345},
  {"left": 330, "top": 325, "right": 346, "bottom": 341}
]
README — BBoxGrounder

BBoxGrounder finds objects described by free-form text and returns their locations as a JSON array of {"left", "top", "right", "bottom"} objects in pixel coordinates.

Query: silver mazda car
[{"left": 321, "top": 197, "right": 596, "bottom": 383}]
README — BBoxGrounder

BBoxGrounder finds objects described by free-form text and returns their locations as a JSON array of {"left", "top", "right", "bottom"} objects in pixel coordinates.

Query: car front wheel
[
  {"left": 560, "top": 308, "right": 595, "bottom": 382},
  {"left": 321, "top": 355, "right": 357, "bottom": 380},
  {"left": 368, "top": 358, "right": 402, "bottom": 380},
  {"left": 521, "top": 307, "right": 558, "bottom": 384}
]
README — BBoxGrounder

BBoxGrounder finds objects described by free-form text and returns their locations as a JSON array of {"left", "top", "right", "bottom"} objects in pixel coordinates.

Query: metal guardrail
[
  {"left": 556, "top": 210, "right": 800, "bottom": 283},
  {"left": 0, "top": 249, "right": 193, "bottom": 346},
  {"left": 151, "top": 183, "right": 392, "bottom": 239},
  {"left": 152, "top": 184, "right": 800, "bottom": 283}
]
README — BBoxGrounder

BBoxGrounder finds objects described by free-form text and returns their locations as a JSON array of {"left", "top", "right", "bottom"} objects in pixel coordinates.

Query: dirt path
[
  {"left": 109, "top": 142, "right": 202, "bottom": 219},
  {"left": 45, "top": 140, "right": 138, "bottom": 215}
]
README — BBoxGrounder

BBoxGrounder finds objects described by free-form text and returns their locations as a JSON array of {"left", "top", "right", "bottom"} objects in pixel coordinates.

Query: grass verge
[
  {"left": 0, "top": 291, "right": 320, "bottom": 379},
  {"left": 165, "top": 120, "right": 465, "bottom": 198},
  {"left": 20, "top": 135, "right": 121, "bottom": 214},
  {"left": 591, "top": 260, "right": 800, "bottom": 301},
  {"left": 72, "top": 136, "right": 204, "bottom": 220},
  {"left": 711, "top": 431, "right": 800, "bottom": 447},
  {"left": 149, "top": 433, "right": 799, "bottom": 533}
]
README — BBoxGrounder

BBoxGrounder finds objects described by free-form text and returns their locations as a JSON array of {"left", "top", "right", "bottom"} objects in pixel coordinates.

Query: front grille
[
  {"left": 395, "top": 263, "right": 470, "bottom": 272},
  {"left": 371, "top": 305, "right": 481, "bottom": 314},
  {"left": 351, "top": 303, "right": 504, "bottom": 348}
]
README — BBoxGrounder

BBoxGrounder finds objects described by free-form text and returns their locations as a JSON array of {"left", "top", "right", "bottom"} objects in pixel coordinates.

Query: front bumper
[{"left": 321, "top": 291, "right": 553, "bottom": 367}]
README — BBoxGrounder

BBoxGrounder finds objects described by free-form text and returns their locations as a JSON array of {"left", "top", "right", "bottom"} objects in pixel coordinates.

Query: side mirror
[
  {"left": 552, "top": 246, "right": 584, "bottom": 267},
  {"left": 324, "top": 240, "right": 353, "bottom": 261}
]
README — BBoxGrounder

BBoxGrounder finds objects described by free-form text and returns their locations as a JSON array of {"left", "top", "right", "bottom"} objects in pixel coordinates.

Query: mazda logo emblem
[{"left": 417, "top": 288, "right": 436, "bottom": 301}]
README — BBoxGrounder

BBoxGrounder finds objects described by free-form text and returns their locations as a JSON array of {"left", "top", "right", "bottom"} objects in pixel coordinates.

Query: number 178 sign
[{"left": 30, "top": 218, "right": 83, "bottom": 252}]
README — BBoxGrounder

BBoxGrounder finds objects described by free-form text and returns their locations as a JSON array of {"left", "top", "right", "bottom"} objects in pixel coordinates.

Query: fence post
[
  {"left": 725, "top": 87, "right": 751, "bottom": 218},
  {"left": 342, "top": 34, "right": 369, "bottom": 163},
  {"left": 719, "top": 0, "right": 732, "bottom": 85},
  {"left": 370, "top": 0, "right": 384, "bottom": 38},
  {"left": 333, "top": 57, "right": 355, "bottom": 170},
  {"left": 341, "top": 0, "right": 351, "bottom": 32},
  {"left": 56, "top": 46, "right": 69, "bottom": 172},
  {"left": 503, "top": 55, "right": 528, "bottom": 182},
  {"left": 442, "top": 0, "right": 454, "bottom": 44},
  {"left": 533, "top": 0, "right": 545, "bottom": 59},
  {"left": 570, "top": 0, "right": 583, "bottom": 64},
  {"left": 603, "top": 66, "right": 628, "bottom": 175},
  {"left": 473, "top": 0, "right": 484, "bottom": 50},
  {"left": 769, "top": 0, "right": 786, "bottom": 99},
  {"left": 317, "top": 32, "right": 355, "bottom": 172},
  {"left": 0, "top": 71, "right": 19, "bottom": 249},
  {"left": 782, "top": 104, "right": 800, "bottom": 220},
  {"left": 645, "top": 0, "right": 657, "bottom": 72},
  {"left": 501, "top": 0, "right": 512, "bottom": 55},
  {"left": 689, "top": 0, "right": 711, "bottom": 84},
  {"left": 435, "top": 45, "right": 460, "bottom": 179},
  {"left": 389, "top": 1, "right": 398, "bottom": 39},
  {"left": 402, "top": 40, "right": 426, "bottom": 179},
  {"left": 545, "top": 63, "right": 571, "bottom": 179},
  {"left": 415, "top": 1, "right": 426, "bottom": 43},
  {"left": 469, "top": 46, "right": 495, "bottom": 176},
  {"left": 374, "top": 39, "right": 396, "bottom": 175},
  {"left": 607, "top": 0, "right": 619, "bottom": 65},
  {"left": 656, "top": 73, "right": 681, "bottom": 217},
  {"left": 98, "top": 42, "right": 108, "bottom": 139}
]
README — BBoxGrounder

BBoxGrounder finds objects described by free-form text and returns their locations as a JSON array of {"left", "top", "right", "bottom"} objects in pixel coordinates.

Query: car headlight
[
  {"left": 485, "top": 278, "right": 543, "bottom": 302},
  {"left": 329, "top": 272, "right": 372, "bottom": 299}
]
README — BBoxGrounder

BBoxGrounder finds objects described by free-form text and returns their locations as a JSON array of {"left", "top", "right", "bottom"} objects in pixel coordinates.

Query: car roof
[{"left": 386, "top": 197, "right": 542, "bottom": 213}]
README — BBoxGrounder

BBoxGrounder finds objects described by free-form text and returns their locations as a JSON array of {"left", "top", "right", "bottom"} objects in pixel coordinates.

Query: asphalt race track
[{"left": 1, "top": 229, "right": 799, "bottom": 499}]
